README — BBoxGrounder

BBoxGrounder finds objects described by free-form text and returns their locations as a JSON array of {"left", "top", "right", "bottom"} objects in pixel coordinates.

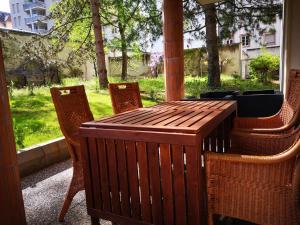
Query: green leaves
[{"left": 249, "top": 52, "right": 280, "bottom": 83}]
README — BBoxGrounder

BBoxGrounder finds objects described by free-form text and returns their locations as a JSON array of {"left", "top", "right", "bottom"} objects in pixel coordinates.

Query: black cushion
[
  {"left": 236, "top": 93, "right": 283, "bottom": 117},
  {"left": 243, "top": 89, "right": 275, "bottom": 95}
]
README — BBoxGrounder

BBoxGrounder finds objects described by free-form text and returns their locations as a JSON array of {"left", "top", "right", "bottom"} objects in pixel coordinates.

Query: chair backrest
[
  {"left": 51, "top": 85, "right": 94, "bottom": 147},
  {"left": 280, "top": 69, "right": 300, "bottom": 125},
  {"left": 109, "top": 82, "right": 143, "bottom": 114}
]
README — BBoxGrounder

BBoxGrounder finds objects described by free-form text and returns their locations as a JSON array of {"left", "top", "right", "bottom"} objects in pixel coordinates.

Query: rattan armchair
[
  {"left": 205, "top": 127, "right": 300, "bottom": 225},
  {"left": 234, "top": 69, "right": 300, "bottom": 133},
  {"left": 108, "top": 82, "right": 143, "bottom": 114},
  {"left": 50, "top": 85, "right": 94, "bottom": 222}
]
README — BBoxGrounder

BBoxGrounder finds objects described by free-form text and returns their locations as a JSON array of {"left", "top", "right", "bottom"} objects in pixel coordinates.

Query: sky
[{"left": 0, "top": 0, "right": 10, "bottom": 13}]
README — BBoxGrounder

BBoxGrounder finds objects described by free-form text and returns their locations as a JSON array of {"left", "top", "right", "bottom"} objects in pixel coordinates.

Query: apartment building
[{"left": 9, "top": 0, "right": 56, "bottom": 34}]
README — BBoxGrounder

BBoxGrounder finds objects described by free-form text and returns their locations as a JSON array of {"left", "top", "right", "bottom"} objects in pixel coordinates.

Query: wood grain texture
[
  {"left": 0, "top": 40, "right": 26, "bottom": 225},
  {"left": 80, "top": 100, "right": 237, "bottom": 225}
]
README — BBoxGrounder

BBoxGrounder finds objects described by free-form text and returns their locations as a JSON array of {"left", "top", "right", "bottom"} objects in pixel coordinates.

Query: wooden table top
[{"left": 82, "top": 100, "right": 236, "bottom": 134}]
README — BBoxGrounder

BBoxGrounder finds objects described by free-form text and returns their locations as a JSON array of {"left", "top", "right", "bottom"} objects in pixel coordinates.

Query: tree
[
  {"left": 101, "top": 0, "right": 161, "bottom": 80},
  {"left": 47, "top": 0, "right": 161, "bottom": 83},
  {"left": 89, "top": 0, "right": 108, "bottom": 88},
  {"left": 204, "top": 3, "right": 220, "bottom": 87},
  {"left": 183, "top": 0, "right": 282, "bottom": 87},
  {"left": 47, "top": 0, "right": 109, "bottom": 88}
]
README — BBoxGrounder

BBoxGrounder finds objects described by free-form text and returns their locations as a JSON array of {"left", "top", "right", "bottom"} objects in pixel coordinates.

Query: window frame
[
  {"left": 264, "top": 32, "right": 276, "bottom": 46},
  {"left": 241, "top": 34, "right": 251, "bottom": 47}
]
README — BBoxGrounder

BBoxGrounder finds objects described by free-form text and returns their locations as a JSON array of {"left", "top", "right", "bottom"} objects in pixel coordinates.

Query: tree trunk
[
  {"left": 204, "top": 3, "right": 221, "bottom": 88},
  {"left": 89, "top": 0, "right": 108, "bottom": 88},
  {"left": 120, "top": 27, "right": 128, "bottom": 80}
]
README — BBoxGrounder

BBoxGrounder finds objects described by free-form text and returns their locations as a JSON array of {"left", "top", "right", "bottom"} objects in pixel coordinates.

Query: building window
[
  {"left": 112, "top": 27, "right": 118, "bottom": 34},
  {"left": 12, "top": 4, "right": 15, "bottom": 14},
  {"left": 16, "top": 3, "right": 19, "bottom": 13},
  {"left": 226, "top": 39, "right": 233, "bottom": 45},
  {"left": 18, "top": 16, "right": 21, "bottom": 26},
  {"left": 13, "top": 17, "right": 17, "bottom": 27},
  {"left": 264, "top": 32, "right": 276, "bottom": 46},
  {"left": 241, "top": 35, "right": 250, "bottom": 47}
]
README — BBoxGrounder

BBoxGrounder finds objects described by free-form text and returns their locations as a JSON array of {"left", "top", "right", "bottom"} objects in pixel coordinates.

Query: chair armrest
[
  {"left": 233, "top": 115, "right": 283, "bottom": 130},
  {"left": 230, "top": 130, "right": 298, "bottom": 155}
]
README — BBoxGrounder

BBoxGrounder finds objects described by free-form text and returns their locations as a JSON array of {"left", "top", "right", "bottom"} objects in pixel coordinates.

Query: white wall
[{"left": 284, "top": 0, "right": 300, "bottom": 92}]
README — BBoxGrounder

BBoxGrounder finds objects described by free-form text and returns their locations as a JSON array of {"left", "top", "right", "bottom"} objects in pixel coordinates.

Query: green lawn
[{"left": 10, "top": 74, "right": 279, "bottom": 150}]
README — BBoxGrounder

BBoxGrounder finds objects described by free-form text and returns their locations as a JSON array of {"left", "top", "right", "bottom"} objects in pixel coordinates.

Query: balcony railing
[
  {"left": 25, "top": 15, "right": 47, "bottom": 24},
  {"left": 23, "top": 0, "right": 46, "bottom": 11},
  {"left": 33, "top": 28, "right": 48, "bottom": 34}
]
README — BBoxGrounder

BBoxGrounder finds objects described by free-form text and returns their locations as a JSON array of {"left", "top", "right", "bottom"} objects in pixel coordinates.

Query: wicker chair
[
  {"left": 234, "top": 69, "right": 300, "bottom": 133},
  {"left": 50, "top": 85, "right": 94, "bottom": 222},
  {"left": 108, "top": 82, "right": 143, "bottom": 114},
  {"left": 205, "top": 127, "right": 300, "bottom": 225}
]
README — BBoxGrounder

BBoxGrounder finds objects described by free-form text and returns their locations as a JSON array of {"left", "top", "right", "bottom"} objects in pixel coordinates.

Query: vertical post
[
  {"left": 0, "top": 40, "right": 27, "bottom": 225},
  {"left": 163, "top": 0, "right": 184, "bottom": 101}
]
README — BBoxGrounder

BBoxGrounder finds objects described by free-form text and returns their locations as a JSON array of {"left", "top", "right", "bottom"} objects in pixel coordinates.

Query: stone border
[{"left": 17, "top": 137, "right": 70, "bottom": 178}]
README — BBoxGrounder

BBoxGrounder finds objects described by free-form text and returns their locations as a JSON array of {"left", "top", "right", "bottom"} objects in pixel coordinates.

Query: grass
[{"left": 10, "top": 74, "right": 279, "bottom": 150}]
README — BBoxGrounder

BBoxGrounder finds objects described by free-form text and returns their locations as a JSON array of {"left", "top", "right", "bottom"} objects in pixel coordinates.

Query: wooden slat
[
  {"left": 224, "top": 116, "right": 230, "bottom": 151},
  {"left": 217, "top": 122, "right": 224, "bottom": 152},
  {"left": 172, "top": 145, "right": 187, "bottom": 225},
  {"left": 88, "top": 137, "right": 102, "bottom": 209},
  {"left": 179, "top": 111, "right": 211, "bottom": 127},
  {"left": 116, "top": 140, "right": 131, "bottom": 216},
  {"left": 106, "top": 139, "right": 121, "bottom": 214},
  {"left": 126, "top": 141, "right": 141, "bottom": 219},
  {"left": 99, "top": 109, "right": 147, "bottom": 123},
  {"left": 145, "top": 110, "right": 184, "bottom": 126},
  {"left": 188, "top": 101, "right": 212, "bottom": 109},
  {"left": 80, "top": 138, "right": 94, "bottom": 209},
  {"left": 147, "top": 143, "right": 163, "bottom": 225},
  {"left": 210, "top": 129, "right": 217, "bottom": 152},
  {"left": 97, "top": 139, "right": 111, "bottom": 211},
  {"left": 204, "top": 137, "right": 210, "bottom": 151},
  {"left": 208, "top": 101, "right": 228, "bottom": 110},
  {"left": 130, "top": 110, "right": 176, "bottom": 125},
  {"left": 154, "top": 110, "right": 192, "bottom": 126},
  {"left": 185, "top": 146, "right": 202, "bottom": 225},
  {"left": 160, "top": 144, "right": 174, "bottom": 225},
  {"left": 136, "top": 142, "right": 152, "bottom": 222},
  {"left": 167, "top": 111, "right": 200, "bottom": 126}
]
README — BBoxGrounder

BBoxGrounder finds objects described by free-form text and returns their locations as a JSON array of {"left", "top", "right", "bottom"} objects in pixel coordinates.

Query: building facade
[
  {"left": 9, "top": 0, "right": 56, "bottom": 34},
  {"left": 223, "top": 16, "right": 282, "bottom": 78}
]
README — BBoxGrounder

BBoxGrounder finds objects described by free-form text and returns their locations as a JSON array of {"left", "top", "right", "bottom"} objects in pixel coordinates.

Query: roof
[{"left": 0, "top": 11, "right": 11, "bottom": 23}]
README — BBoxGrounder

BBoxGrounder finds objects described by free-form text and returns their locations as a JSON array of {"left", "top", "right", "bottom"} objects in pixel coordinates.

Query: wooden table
[{"left": 80, "top": 100, "right": 237, "bottom": 225}]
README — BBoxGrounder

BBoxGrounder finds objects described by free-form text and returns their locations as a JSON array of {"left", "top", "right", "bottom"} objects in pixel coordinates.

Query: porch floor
[
  {"left": 21, "top": 160, "right": 110, "bottom": 225},
  {"left": 21, "top": 160, "right": 254, "bottom": 225}
]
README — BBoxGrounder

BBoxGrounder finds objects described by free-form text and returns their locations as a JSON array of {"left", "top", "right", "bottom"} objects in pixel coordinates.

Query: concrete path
[{"left": 22, "top": 160, "right": 110, "bottom": 225}]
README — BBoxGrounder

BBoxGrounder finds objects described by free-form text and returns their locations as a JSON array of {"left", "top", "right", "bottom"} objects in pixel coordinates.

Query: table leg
[{"left": 91, "top": 216, "right": 100, "bottom": 225}]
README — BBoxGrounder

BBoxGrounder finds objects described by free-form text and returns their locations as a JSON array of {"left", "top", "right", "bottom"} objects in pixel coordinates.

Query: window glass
[
  {"left": 16, "top": 3, "right": 19, "bottom": 13},
  {"left": 12, "top": 4, "right": 15, "bottom": 14},
  {"left": 13, "top": 17, "right": 17, "bottom": 27},
  {"left": 264, "top": 33, "right": 276, "bottom": 46},
  {"left": 241, "top": 35, "right": 250, "bottom": 47}
]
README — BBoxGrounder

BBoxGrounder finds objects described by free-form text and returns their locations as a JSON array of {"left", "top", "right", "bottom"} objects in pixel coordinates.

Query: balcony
[
  {"left": 25, "top": 15, "right": 47, "bottom": 24},
  {"left": 32, "top": 28, "right": 48, "bottom": 34},
  {"left": 23, "top": 0, "right": 46, "bottom": 11}
]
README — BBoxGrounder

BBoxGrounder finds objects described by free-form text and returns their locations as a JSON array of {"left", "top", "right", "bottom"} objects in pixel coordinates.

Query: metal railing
[
  {"left": 25, "top": 15, "right": 47, "bottom": 24},
  {"left": 23, "top": 0, "right": 46, "bottom": 11}
]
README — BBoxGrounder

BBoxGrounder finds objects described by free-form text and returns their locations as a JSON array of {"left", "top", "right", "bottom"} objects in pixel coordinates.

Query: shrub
[{"left": 249, "top": 53, "right": 280, "bottom": 83}]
